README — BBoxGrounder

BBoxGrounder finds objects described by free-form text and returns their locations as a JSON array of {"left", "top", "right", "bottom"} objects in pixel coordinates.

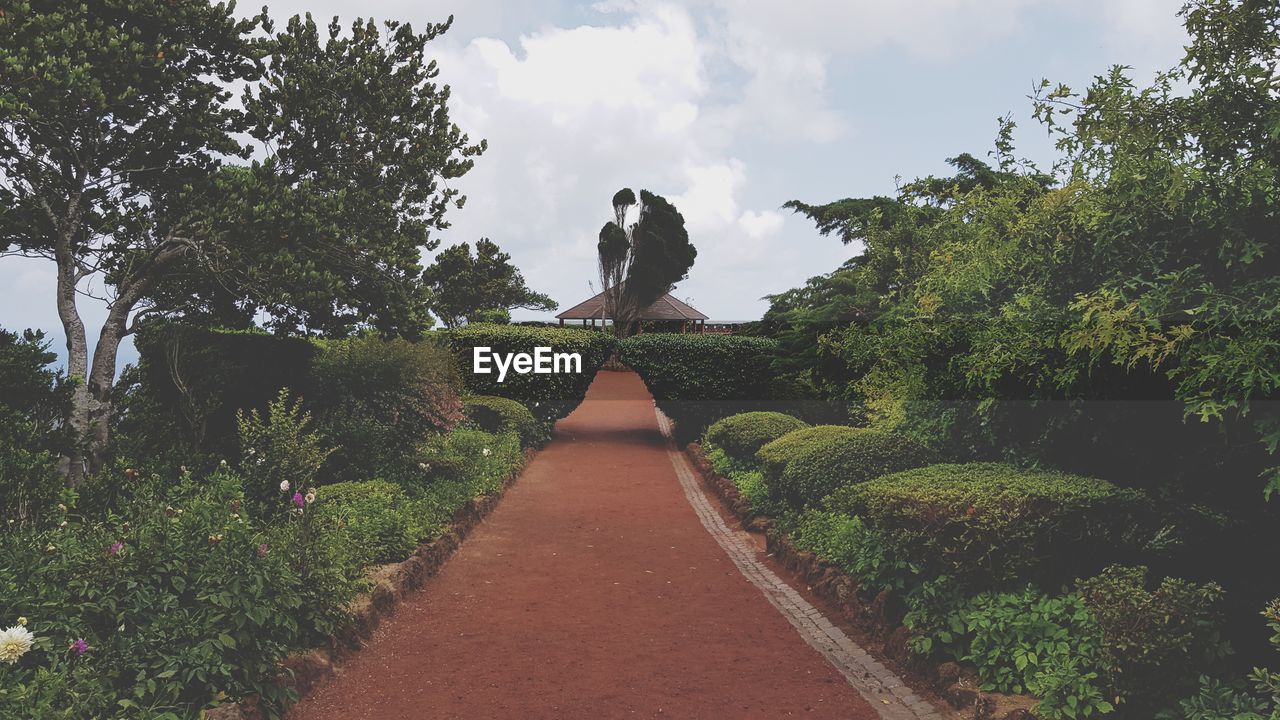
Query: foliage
[
  {"left": 463, "top": 395, "right": 545, "bottom": 448},
  {"left": 445, "top": 324, "right": 618, "bottom": 424},
  {"left": 756, "top": 425, "right": 932, "bottom": 511},
  {"left": 597, "top": 188, "right": 697, "bottom": 336},
  {"left": 790, "top": 510, "right": 907, "bottom": 595},
  {"left": 703, "top": 412, "right": 809, "bottom": 465},
  {"left": 827, "top": 463, "right": 1144, "bottom": 591},
  {"left": 620, "top": 333, "right": 784, "bottom": 443},
  {"left": 0, "top": 329, "right": 71, "bottom": 528},
  {"left": 0, "top": 469, "right": 359, "bottom": 718},
  {"left": 309, "top": 336, "right": 462, "bottom": 481},
  {"left": 0, "top": 2, "right": 484, "bottom": 478},
  {"left": 314, "top": 481, "right": 418, "bottom": 568},
  {"left": 236, "top": 390, "right": 333, "bottom": 521},
  {"left": 422, "top": 238, "right": 557, "bottom": 328},
  {"left": 406, "top": 429, "right": 523, "bottom": 536},
  {"left": 1078, "top": 565, "right": 1230, "bottom": 715},
  {"left": 931, "top": 588, "right": 1103, "bottom": 698},
  {"left": 122, "top": 325, "right": 317, "bottom": 464}
]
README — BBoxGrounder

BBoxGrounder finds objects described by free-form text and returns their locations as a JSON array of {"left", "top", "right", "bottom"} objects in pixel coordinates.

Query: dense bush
[
  {"left": 931, "top": 588, "right": 1107, "bottom": 709},
  {"left": 1078, "top": 565, "right": 1229, "bottom": 715},
  {"left": 704, "top": 412, "right": 808, "bottom": 465},
  {"left": 309, "top": 335, "right": 463, "bottom": 481},
  {"left": 124, "top": 324, "right": 316, "bottom": 462},
  {"left": 0, "top": 329, "right": 70, "bottom": 529},
  {"left": 315, "top": 480, "right": 418, "bottom": 567},
  {"left": 445, "top": 324, "right": 618, "bottom": 425},
  {"left": 620, "top": 334, "right": 784, "bottom": 443},
  {"left": 790, "top": 510, "right": 908, "bottom": 594},
  {"left": 756, "top": 425, "right": 932, "bottom": 511},
  {"left": 236, "top": 390, "right": 332, "bottom": 521},
  {"left": 0, "top": 469, "right": 359, "bottom": 718},
  {"left": 463, "top": 395, "right": 545, "bottom": 448},
  {"left": 827, "top": 463, "right": 1145, "bottom": 589}
]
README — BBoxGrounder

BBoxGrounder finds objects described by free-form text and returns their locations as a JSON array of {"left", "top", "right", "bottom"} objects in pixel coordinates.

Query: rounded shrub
[
  {"left": 756, "top": 425, "right": 933, "bottom": 511},
  {"left": 463, "top": 395, "right": 545, "bottom": 447},
  {"left": 315, "top": 480, "right": 418, "bottom": 567},
  {"left": 826, "top": 462, "right": 1146, "bottom": 588},
  {"left": 704, "top": 411, "right": 809, "bottom": 464}
]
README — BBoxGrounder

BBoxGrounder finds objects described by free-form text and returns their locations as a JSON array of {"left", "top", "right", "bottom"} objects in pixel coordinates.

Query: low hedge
[
  {"left": 704, "top": 411, "right": 808, "bottom": 465},
  {"left": 620, "top": 334, "right": 783, "bottom": 443},
  {"left": 756, "top": 425, "right": 933, "bottom": 511},
  {"left": 315, "top": 480, "right": 419, "bottom": 567},
  {"left": 826, "top": 462, "right": 1146, "bottom": 588},
  {"left": 462, "top": 395, "right": 545, "bottom": 448},
  {"left": 445, "top": 324, "right": 618, "bottom": 425}
]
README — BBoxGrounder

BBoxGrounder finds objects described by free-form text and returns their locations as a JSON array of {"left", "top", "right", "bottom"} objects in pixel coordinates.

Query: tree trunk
[
  {"left": 54, "top": 233, "right": 90, "bottom": 485},
  {"left": 85, "top": 301, "right": 132, "bottom": 476}
]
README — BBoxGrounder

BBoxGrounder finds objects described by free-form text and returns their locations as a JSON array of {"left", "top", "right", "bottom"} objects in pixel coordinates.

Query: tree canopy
[
  {"left": 422, "top": 238, "right": 557, "bottom": 328},
  {"left": 597, "top": 188, "right": 696, "bottom": 336},
  {"left": 0, "top": 2, "right": 484, "bottom": 478}
]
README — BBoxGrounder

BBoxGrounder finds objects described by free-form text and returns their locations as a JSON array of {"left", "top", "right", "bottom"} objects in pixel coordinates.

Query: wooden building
[{"left": 556, "top": 290, "right": 709, "bottom": 333}]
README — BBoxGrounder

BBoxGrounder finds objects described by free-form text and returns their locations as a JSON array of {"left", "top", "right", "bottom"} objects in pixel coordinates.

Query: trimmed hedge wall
[
  {"left": 826, "top": 462, "right": 1146, "bottom": 588},
  {"left": 463, "top": 395, "right": 545, "bottom": 447},
  {"left": 756, "top": 425, "right": 933, "bottom": 511},
  {"left": 704, "top": 411, "right": 809, "bottom": 465},
  {"left": 126, "top": 324, "right": 317, "bottom": 460},
  {"left": 620, "top": 334, "right": 782, "bottom": 443},
  {"left": 445, "top": 324, "right": 618, "bottom": 425}
]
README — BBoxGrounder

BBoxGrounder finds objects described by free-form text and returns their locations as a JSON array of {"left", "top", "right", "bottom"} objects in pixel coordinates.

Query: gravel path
[{"left": 288, "top": 371, "right": 893, "bottom": 719}]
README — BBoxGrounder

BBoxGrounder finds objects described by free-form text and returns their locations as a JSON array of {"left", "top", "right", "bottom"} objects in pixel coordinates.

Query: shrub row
[
  {"left": 621, "top": 334, "right": 783, "bottom": 443},
  {"left": 704, "top": 409, "right": 1223, "bottom": 718},
  {"left": 463, "top": 395, "right": 547, "bottom": 448},
  {"left": 445, "top": 324, "right": 618, "bottom": 426}
]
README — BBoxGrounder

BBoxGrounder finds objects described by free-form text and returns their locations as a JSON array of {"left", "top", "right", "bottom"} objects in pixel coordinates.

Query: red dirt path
[{"left": 288, "top": 371, "right": 879, "bottom": 719}]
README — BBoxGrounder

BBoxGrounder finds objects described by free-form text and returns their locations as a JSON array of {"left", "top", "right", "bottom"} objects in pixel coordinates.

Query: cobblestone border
[{"left": 655, "top": 409, "right": 943, "bottom": 720}]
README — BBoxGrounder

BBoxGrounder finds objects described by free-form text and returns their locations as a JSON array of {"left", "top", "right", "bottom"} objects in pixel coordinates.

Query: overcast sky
[{"left": 0, "top": 0, "right": 1190, "bottom": 366}]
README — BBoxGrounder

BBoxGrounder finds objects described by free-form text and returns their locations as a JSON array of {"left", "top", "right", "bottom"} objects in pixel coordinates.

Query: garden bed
[
  {"left": 207, "top": 448, "right": 536, "bottom": 720},
  {"left": 686, "top": 442, "right": 1038, "bottom": 720}
]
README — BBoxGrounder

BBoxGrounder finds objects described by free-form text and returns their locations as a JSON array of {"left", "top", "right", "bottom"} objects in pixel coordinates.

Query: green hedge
[
  {"left": 827, "top": 462, "right": 1146, "bottom": 588},
  {"left": 756, "top": 425, "right": 933, "bottom": 511},
  {"left": 620, "top": 334, "right": 782, "bottom": 443},
  {"left": 315, "top": 480, "right": 419, "bottom": 567},
  {"left": 704, "top": 411, "right": 808, "bottom": 465},
  {"left": 463, "top": 395, "right": 545, "bottom": 447},
  {"left": 309, "top": 336, "right": 462, "bottom": 482},
  {"left": 126, "top": 324, "right": 316, "bottom": 461},
  {"left": 445, "top": 324, "right": 618, "bottom": 425}
]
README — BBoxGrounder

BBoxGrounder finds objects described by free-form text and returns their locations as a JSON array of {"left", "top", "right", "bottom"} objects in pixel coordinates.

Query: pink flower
[
  {"left": 257, "top": 543, "right": 269, "bottom": 558},
  {"left": 71, "top": 638, "right": 88, "bottom": 657},
  {"left": 108, "top": 541, "right": 123, "bottom": 557},
  {"left": 291, "top": 492, "right": 304, "bottom": 508}
]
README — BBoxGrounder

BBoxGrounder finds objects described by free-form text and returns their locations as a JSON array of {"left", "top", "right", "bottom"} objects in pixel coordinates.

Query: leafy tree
[
  {"left": 597, "top": 188, "right": 697, "bottom": 336},
  {"left": 0, "top": 4, "right": 483, "bottom": 480},
  {"left": 422, "top": 238, "right": 556, "bottom": 328},
  {"left": 0, "top": 328, "right": 71, "bottom": 526}
]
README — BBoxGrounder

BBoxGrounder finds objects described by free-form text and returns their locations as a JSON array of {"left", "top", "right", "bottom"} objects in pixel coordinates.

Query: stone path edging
[{"left": 655, "top": 408, "right": 944, "bottom": 720}]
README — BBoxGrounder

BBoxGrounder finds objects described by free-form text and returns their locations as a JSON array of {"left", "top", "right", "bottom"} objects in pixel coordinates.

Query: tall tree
[
  {"left": 422, "top": 238, "right": 557, "bottom": 328},
  {"left": 597, "top": 188, "right": 696, "bottom": 336},
  {"left": 0, "top": 4, "right": 484, "bottom": 481}
]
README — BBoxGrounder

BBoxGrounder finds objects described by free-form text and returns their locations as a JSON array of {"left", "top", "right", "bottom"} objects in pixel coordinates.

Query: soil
[{"left": 288, "top": 370, "right": 880, "bottom": 719}]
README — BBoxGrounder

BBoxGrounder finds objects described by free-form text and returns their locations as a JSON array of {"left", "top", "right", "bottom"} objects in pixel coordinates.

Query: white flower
[
  {"left": 279, "top": 480, "right": 290, "bottom": 493},
  {"left": 247, "top": 448, "right": 256, "bottom": 457},
  {"left": 219, "top": 459, "right": 228, "bottom": 468},
  {"left": 418, "top": 462, "right": 429, "bottom": 471},
  {"left": 482, "top": 448, "right": 491, "bottom": 457},
  {"left": 0, "top": 625, "right": 34, "bottom": 665},
  {"left": 304, "top": 492, "right": 316, "bottom": 505}
]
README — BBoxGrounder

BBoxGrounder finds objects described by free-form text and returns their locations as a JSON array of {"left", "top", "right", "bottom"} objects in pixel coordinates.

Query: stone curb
[
  {"left": 204, "top": 447, "right": 538, "bottom": 720},
  {"left": 684, "top": 442, "right": 1038, "bottom": 720}
]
